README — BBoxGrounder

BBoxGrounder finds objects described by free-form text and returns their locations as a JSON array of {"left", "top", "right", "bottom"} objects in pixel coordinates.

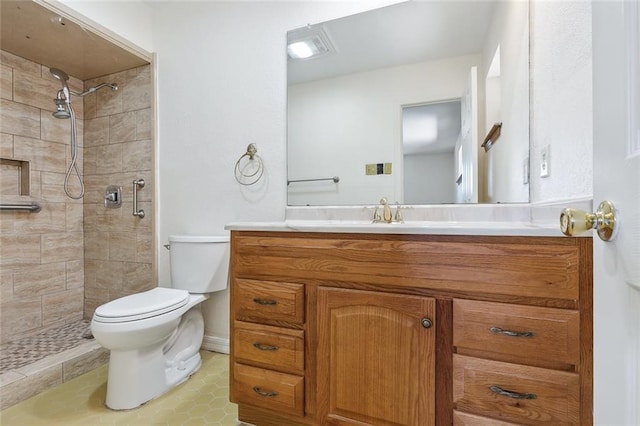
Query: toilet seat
[{"left": 93, "top": 288, "right": 190, "bottom": 323}]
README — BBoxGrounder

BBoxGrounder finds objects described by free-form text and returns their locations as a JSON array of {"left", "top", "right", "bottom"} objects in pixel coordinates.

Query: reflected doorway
[{"left": 401, "top": 100, "right": 462, "bottom": 204}]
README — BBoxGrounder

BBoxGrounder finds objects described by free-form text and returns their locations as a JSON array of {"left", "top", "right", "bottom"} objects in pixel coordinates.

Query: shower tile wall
[
  {"left": 82, "top": 64, "right": 155, "bottom": 318},
  {"left": 0, "top": 50, "right": 85, "bottom": 344},
  {"left": 0, "top": 51, "right": 155, "bottom": 344}
]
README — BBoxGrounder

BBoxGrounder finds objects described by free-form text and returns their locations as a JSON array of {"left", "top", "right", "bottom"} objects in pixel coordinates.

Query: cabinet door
[{"left": 317, "top": 287, "right": 436, "bottom": 426}]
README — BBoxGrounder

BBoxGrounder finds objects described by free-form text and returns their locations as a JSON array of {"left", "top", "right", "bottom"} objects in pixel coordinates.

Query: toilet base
[{"left": 103, "top": 307, "right": 206, "bottom": 410}]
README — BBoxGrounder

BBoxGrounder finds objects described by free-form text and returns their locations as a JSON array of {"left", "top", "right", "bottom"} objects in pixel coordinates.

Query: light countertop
[{"left": 225, "top": 200, "right": 593, "bottom": 237}]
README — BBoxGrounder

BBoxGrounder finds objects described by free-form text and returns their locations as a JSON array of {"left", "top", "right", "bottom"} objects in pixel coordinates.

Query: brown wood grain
[
  {"left": 229, "top": 231, "right": 593, "bottom": 426},
  {"left": 233, "top": 233, "right": 580, "bottom": 301},
  {"left": 453, "top": 299, "right": 580, "bottom": 367},
  {"left": 317, "top": 287, "right": 436, "bottom": 426},
  {"left": 233, "top": 363, "right": 305, "bottom": 417},
  {"left": 234, "top": 321, "right": 305, "bottom": 374},
  {"left": 234, "top": 278, "right": 305, "bottom": 325},
  {"left": 453, "top": 354, "right": 580, "bottom": 425}
]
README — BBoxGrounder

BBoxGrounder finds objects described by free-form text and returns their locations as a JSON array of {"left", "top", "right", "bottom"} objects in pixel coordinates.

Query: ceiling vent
[{"left": 287, "top": 25, "right": 334, "bottom": 60}]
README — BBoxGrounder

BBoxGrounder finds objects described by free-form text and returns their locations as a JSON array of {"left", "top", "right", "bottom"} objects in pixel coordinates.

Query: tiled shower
[{"left": 0, "top": 49, "right": 155, "bottom": 408}]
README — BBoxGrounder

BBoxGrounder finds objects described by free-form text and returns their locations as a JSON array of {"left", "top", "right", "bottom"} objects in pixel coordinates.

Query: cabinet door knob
[{"left": 421, "top": 318, "right": 433, "bottom": 328}]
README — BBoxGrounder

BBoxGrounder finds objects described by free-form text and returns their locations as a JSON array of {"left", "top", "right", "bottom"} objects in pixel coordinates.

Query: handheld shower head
[
  {"left": 49, "top": 67, "right": 69, "bottom": 82},
  {"left": 50, "top": 68, "right": 72, "bottom": 118},
  {"left": 50, "top": 67, "right": 70, "bottom": 102}
]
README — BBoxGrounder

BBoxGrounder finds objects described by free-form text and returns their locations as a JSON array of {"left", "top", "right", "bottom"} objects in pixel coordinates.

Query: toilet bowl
[{"left": 90, "top": 235, "right": 229, "bottom": 410}]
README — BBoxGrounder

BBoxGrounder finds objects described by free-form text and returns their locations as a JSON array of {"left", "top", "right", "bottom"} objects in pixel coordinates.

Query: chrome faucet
[{"left": 372, "top": 198, "right": 403, "bottom": 223}]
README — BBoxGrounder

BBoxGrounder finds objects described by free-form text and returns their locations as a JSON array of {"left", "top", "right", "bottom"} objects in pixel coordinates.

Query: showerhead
[
  {"left": 50, "top": 67, "right": 70, "bottom": 102},
  {"left": 52, "top": 89, "right": 70, "bottom": 119},
  {"left": 53, "top": 109, "right": 71, "bottom": 119},
  {"left": 49, "top": 67, "right": 69, "bottom": 82},
  {"left": 50, "top": 69, "right": 71, "bottom": 118}
]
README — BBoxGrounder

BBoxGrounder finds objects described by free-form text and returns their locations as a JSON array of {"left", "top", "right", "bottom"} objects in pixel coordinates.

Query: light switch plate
[
  {"left": 540, "top": 146, "right": 550, "bottom": 178},
  {"left": 365, "top": 164, "right": 377, "bottom": 175}
]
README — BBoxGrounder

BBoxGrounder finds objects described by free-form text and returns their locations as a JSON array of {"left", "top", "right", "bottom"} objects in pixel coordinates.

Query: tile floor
[
  {"left": 0, "top": 321, "right": 93, "bottom": 373},
  {"left": 0, "top": 351, "right": 238, "bottom": 425}
]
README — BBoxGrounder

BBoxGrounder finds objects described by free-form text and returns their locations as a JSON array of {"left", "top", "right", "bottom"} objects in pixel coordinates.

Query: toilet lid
[{"left": 93, "top": 288, "right": 190, "bottom": 323}]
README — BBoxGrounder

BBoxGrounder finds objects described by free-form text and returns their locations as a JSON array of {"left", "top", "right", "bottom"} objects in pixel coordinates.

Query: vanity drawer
[
  {"left": 234, "top": 321, "right": 304, "bottom": 374},
  {"left": 234, "top": 279, "right": 305, "bottom": 324},
  {"left": 453, "top": 355, "right": 580, "bottom": 425},
  {"left": 453, "top": 299, "right": 580, "bottom": 367},
  {"left": 233, "top": 363, "right": 305, "bottom": 417}
]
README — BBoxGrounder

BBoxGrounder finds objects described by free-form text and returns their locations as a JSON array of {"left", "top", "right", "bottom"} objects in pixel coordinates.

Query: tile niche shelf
[{"left": 0, "top": 158, "right": 30, "bottom": 196}]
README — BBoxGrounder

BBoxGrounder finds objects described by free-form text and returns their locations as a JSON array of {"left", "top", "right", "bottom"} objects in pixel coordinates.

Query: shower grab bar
[
  {"left": 287, "top": 176, "right": 340, "bottom": 185},
  {"left": 0, "top": 202, "right": 41, "bottom": 213},
  {"left": 132, "top": 179, "right": 145, "bottom": 219}
]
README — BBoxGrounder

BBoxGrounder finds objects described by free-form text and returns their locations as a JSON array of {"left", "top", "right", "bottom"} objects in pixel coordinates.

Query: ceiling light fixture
[{"left": 287, "top": 25, "right": 334, "bottom": 60}]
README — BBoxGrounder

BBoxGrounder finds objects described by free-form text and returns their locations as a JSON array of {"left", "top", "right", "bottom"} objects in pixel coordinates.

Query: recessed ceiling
[{"left": 1, "top": 0, "right": 149, "bottom": 80}]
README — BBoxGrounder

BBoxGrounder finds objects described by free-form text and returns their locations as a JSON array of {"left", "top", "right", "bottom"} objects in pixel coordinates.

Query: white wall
[
  {"left": 529, "top": 1, "right": 593, "bottom": 204},
  {"left": 288, "top": 54, "right": 480, "bottom": 205},
  {"left": 404, "top": 153, "right": 455, "bottom": 204},
  {"left": 150, "top": 1, "right": 402, "bottom": 343},
  {"left": 481, "top": 0, "right": 530, "bottom": 203}
]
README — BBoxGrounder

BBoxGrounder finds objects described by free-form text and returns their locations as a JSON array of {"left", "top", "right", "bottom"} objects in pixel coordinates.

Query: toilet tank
[{"left": 168, "top": 235, "right": 230, "bottom": 293}]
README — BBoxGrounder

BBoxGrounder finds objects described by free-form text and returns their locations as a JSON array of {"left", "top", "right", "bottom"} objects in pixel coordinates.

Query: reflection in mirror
[
  {"left": 287, "top": 0, "right": 529, "bottom": 206},
  {"left": 402, "top": 100, "right": 461, "bottom": 204}
]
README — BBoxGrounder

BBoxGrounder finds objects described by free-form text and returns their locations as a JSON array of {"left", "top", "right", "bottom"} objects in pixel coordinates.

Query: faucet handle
[
  {"left": 372, "top": 207, "right": 382, "bottom": 223},
  {"left": 394, "top": 203, "right": 404, "bottom": 223}
]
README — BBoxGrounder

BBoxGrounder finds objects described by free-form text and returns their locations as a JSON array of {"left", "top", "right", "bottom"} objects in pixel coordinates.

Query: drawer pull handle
[
  {"left": 253, "top": 342, "right": 279, "bottom": 351},
  {"left": 490, "top": 385, "right": 537, "bottom": 400},
  {"left": 253, "top": 298, "right": 278, "bottom": 306},
  {"left": 253, "top": 386, "right": 279, "bottom": 398},
  {"left": 490, "top": 326, "right": 535, "bottom": 338}
]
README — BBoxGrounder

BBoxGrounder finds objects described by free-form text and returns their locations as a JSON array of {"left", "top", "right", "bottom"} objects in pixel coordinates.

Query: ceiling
[
  {"left": 288, "top": 1, "right": 492, "bottom": 154},
  {"left": 287, "top": 1, "right": 496, "bottom": 85},
  {"left": 1, "top": 1, "right": 148, "bottom": 80}
]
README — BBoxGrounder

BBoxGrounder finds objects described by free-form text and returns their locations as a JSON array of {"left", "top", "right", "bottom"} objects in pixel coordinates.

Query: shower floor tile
[{"left": 0, "top": 320, "right": 92, "bottom": 373}]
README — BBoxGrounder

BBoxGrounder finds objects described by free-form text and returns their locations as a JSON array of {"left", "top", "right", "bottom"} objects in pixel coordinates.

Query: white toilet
[{"left": 90, "top": 235, "right": 229, "bottom": 410}]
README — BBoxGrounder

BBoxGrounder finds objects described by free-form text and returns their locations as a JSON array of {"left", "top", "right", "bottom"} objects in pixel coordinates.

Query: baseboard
[{"left": 201, "top": 334, "right": 229, "bottom": 355}]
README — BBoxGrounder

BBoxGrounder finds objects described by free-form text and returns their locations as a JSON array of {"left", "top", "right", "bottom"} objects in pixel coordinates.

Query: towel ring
[{"left": 234, "top": 143, "right": 264, "bottom": 186}]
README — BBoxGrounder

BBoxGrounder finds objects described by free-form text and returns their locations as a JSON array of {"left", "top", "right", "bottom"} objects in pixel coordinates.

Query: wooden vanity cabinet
[
  {"left": 229, "top": 231, "right": 592, "bottom": 426},
  {"left": 317, "top": 287, "right": 436, "bottom": 425}
]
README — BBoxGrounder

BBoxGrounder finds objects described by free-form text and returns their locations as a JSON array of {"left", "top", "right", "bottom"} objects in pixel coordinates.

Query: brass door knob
[{"left": 560, "top": 200, "right": 618, "bottom": 241}]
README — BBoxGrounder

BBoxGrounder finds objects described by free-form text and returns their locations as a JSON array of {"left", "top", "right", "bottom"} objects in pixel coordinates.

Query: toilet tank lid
[{"left": 168, "top": 235, "right": 229, "bottom": 243}]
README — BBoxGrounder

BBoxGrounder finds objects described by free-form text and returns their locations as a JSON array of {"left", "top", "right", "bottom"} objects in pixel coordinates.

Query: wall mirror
[{"left": 287, "top": 0, "right": 530, "bottom": 206}]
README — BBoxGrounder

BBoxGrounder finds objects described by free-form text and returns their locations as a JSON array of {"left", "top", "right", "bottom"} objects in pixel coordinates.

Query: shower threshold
[{"left": 0, "top": 320, "right": 108, "bottom": 410}]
